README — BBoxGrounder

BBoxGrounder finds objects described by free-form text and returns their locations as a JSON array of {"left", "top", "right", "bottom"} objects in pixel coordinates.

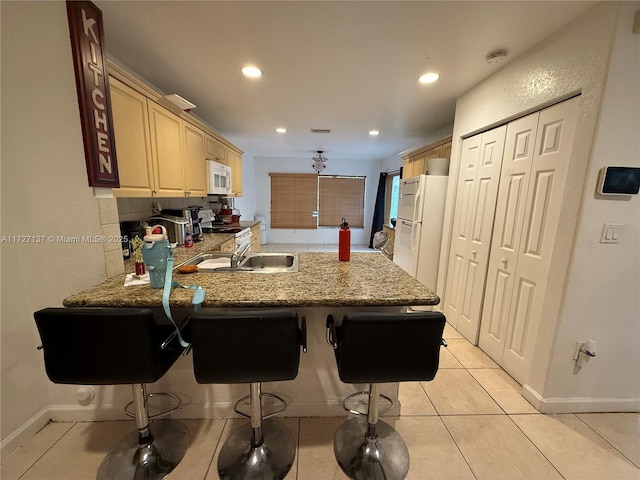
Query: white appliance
[
  {"left": 206, "top": 160, "right": 232, "bottom": 195},
  {"left": 393, "top": 174, "right": 448, "bottom": 293},
  {"left": 198, "top": 209, "right": 217, "bottom": 229},
  {"left": 234, "top": 227, "right": 252, "bottom": 250}
]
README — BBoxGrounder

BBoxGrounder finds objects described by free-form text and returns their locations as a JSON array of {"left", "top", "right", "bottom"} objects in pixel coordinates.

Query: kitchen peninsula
[
  {"left": 63, "top": 244, "right": 440, "bottom": 418},
  {"left": 64, "top": 251, "right": 439, "bottom": 308}
]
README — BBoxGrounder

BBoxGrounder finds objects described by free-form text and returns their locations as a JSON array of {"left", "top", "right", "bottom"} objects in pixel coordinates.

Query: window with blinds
[
  {"left": 318, "top": 176, "right": 365, "bottom": 227},
  {"left": 270, "top": 173, "right": 318, "bottom": 229},
  {"left": 270, "top": 173, "right": 365, "bottom": 229}
]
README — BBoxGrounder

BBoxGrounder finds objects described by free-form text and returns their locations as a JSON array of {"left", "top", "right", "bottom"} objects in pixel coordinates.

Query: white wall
[
  {"left": 543, "top": 1, "right": 640, "bottom": 403},
  {"left": 1, "top": 1, "right": 112, "bottom": 451},
  {"left": 229, "top": 153, "right": 257, "bottom": 221},
  {"left": 254, "top": 156, "right": 384, "bottom": 245},
  {"left": 439, "top": 2, "right": 639, "bottom": 411}
]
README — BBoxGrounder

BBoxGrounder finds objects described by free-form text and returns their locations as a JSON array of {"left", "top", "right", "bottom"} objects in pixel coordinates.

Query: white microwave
[{"left": 206, "top": 160, "right": 232, "bottom": 195}]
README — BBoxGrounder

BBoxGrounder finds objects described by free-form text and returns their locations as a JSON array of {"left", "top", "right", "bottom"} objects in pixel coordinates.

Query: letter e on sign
[{"left": 66, "top": 1, "right": 119, "bottom": 187}]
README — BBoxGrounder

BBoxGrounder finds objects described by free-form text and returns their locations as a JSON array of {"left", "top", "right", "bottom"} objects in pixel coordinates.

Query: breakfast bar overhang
[{"left": 63, "top": 252, "right": 440, "bottom": 418}]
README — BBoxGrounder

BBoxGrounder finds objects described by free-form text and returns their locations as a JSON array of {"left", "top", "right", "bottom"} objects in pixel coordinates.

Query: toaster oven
[{"left": 148, "top": 215, "right": 189, "bottom": 245}]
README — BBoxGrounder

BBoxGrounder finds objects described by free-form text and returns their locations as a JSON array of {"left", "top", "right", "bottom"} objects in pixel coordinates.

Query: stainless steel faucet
[{"left": 231, "top": 242, "right": 252, "bottom": 268}]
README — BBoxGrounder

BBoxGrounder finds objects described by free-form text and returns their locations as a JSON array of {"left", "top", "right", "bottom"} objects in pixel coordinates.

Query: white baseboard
[
  {"left": 0, "top": 407, "right": 51, "bottom": 460},
  {"left": 1, "top": 398, "right": 402, "bottom": 458},
  {"left": 522, "top": 384, "right": 640, "bottom": 413}
]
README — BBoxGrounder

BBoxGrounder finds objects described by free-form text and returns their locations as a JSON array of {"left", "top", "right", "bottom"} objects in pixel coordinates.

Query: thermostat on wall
[{"left": 597, "top": 166, "right": 640, "bottom": 196}]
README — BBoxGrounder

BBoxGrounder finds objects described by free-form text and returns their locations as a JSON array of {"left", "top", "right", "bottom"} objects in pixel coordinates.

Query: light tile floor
[{"left": 2, "top": 245, "right": 639, "bottom": 479}]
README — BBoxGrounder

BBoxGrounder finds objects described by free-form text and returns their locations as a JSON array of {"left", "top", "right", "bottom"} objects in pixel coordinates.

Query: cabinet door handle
[
  {"left": 501, "top": 258, "right": 508, "bottom": 268},
  {"left": 471, "top": 250, "right": 477, "bottom": 258}
]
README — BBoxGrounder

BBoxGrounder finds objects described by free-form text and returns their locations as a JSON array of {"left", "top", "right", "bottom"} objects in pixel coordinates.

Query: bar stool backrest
[
  {"left": 34, "top": 307, "right": 183, "bottom": 385},
  {"left": 189, "top": 309, "right": 301, "bottom": 384},
  {"left": 336, "top": 311, "right": 446, "bottom": 383}
]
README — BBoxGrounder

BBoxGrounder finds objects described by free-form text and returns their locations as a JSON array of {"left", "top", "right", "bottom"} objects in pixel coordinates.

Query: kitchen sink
[
  {"left": 175, "top": 252, "right": 299, "bottom": 273},
  {"left": 239, "top": 253, "right": 299, "bottom": 273}
]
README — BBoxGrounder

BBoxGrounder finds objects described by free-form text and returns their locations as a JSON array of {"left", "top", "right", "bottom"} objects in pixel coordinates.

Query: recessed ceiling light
[
  {"left": 418, "top": 72, "right": 440, "bottom": 84},
  {"left": 276, "top": 127, "right": 287, "bottom": 133},
  {"left": 242, "top": 66, "right": 263, "bottom": 78},
  {"left": 369, "top": 130, "right": 380, "bottom": 136}
]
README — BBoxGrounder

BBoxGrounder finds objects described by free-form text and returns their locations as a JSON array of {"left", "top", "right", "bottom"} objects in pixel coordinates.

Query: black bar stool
[
  {"left": 188, "top": 308, "right": 306, "bottom": 480},
  {"left": 34, "top": 307, "right": 190, "bottom": 480},
  {"left": 326, "top": 311, "right": 447, "bottom": 480}
]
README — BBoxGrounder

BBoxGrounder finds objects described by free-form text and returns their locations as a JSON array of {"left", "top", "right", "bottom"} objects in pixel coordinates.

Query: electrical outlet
[{"left": 600, "top": 223, "right": 622, "bottom": 244}]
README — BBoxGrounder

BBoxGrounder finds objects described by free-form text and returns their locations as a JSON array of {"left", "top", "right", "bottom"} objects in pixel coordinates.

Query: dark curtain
[{"left": 369, "top": 172, "right": 387, "bottom": 248}]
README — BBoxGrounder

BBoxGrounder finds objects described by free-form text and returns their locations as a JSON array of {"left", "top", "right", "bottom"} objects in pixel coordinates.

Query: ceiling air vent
[{"left": 310, "top": 129, "right": 332, "bottom": 134}]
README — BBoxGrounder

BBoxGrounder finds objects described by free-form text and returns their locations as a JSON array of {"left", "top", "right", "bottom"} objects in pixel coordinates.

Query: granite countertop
[
  {"left": 125, "top": 232, "right": 235, "bottom": 270},
  {"left": 64, "top": 249, "right": 440, "bottom": 308}
]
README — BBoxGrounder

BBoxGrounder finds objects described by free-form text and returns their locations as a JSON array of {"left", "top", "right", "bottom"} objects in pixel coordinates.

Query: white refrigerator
[{"left": 393, "top": 174, "right": 448, "bottom": 293}]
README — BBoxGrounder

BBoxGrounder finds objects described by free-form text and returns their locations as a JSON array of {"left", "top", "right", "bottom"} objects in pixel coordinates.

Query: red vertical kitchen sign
[{"left": 66, "top": 1, "right": 119, "bottom": 187}]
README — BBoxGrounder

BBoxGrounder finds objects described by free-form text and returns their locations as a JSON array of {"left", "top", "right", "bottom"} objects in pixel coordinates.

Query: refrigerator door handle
[
  {"left": 413, "top": 185, "right": 424, "bottom": 224},
  {"left": 410, "top": 219, "right": 420, "bottom": 257}
]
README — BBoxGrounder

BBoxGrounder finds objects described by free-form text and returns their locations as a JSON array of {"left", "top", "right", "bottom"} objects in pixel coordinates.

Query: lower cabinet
[
  {"left": 217, "top": 238, "right": 236, "bottom": 253},
  {"left": 250, "top": 223, "right": 261, "bottom": 253}
]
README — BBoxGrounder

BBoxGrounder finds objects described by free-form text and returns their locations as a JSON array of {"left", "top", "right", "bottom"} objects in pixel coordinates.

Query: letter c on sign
[{"left": 91, "top": 88, "right": 104, "bottom": 109}]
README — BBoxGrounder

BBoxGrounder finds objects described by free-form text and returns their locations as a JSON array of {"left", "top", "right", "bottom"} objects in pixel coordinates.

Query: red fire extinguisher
[{"left": 339, "top": 217, "right": 351, "bottom": 262}]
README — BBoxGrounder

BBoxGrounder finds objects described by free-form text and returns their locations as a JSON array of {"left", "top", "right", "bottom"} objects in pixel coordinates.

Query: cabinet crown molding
[{"left": 401, "top": 135, "right": 453, "bottom": 160}]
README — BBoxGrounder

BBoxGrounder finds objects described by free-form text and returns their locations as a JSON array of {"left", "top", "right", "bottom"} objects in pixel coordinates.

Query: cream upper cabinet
[
  {"left": 110, "top": 77, "right": 155, "bottom": 197},
  {"left": 182, "top": 121, "right": 206, "bottom": 197},
  {"left": 108, "top": 60, "right": 244, "bottom": 198},
  {"left": 205, "top": 134, "right": 217, "bottom": 160},
  {"left": 205, "top": 134, "right": 227, "bottom": 165},
  {"left": 402, "top": 137, "right": 452, "bottom": 178},
  {"left": 216, "top": 141, "right": 228, "bottom": 165},
  {"left": 148, "top": 102, "right": 185, "bottom": 197},
  {"left": 229, "top": 149, "right": 243, "bottom": 197},
  {"left": 412, "top": 153, "right": 427, "bottom": 177}
]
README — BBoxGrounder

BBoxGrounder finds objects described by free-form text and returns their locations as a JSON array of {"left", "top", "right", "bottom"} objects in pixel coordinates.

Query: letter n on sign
[{"left": 66, "top": 1, "right": 119, "bottom": 188}]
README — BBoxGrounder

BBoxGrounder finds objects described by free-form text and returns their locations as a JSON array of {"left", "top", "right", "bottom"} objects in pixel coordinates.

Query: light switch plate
[{"left": 600, "top": 223, "right": 622, "bottom": 244}]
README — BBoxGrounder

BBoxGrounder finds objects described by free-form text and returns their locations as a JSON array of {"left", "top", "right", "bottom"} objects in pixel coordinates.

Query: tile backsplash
[
  {"left": 116, "top": 197, "right": 215, "bottom": 222},
  {"left": 97, "top": 196, "right": 125, "bottom": 278}
]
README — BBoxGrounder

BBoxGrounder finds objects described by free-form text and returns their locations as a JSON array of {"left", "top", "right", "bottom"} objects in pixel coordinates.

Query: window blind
[
  {"left": 318, "top": 176, "right": 365, "bottom": 228},
  {"left": 270, "top": 173, "right": 318, "bottom": 229}
]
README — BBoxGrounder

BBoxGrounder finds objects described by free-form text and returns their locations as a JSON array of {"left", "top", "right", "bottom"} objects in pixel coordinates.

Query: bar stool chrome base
[
  {"left": 218, "top": 418, "right": 296, "bottom": 480},
  {"left": 334, "top": 416, "right": 409, "bottom": 480},
  {"left": 96, "top": 419, "right": 190, "bottom": 480}
]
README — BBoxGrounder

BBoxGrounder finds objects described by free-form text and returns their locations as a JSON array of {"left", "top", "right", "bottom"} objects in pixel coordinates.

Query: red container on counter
[{"left": 339, "top": 217, "right": 350, "bottom": 262}]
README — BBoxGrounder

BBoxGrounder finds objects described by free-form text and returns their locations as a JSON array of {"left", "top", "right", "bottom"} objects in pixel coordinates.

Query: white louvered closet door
[
  {"left": 443, "top": 126, "right": 506, "bottom": 343},
  {"left": 479, "top": 96, "right": 580, "bottom": 384}
]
